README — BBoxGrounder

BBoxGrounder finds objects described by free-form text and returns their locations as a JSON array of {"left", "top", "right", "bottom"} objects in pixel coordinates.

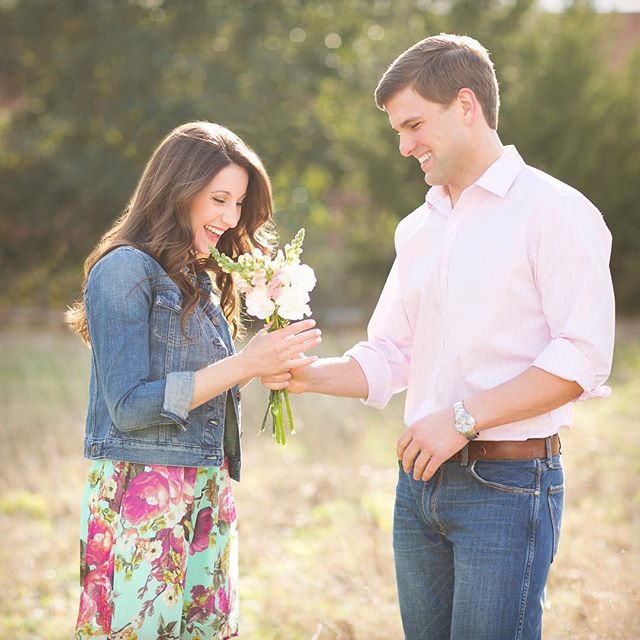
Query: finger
[
  {"left": 279, "top": 319, "right": 316, "bottom": 337},
  {"left": 401, "top": 441, "right": 421, "bottom": 474},
  {"left": 421, "top": 457, "right": 442, "bottom": 482},
  {"left": 285, "top": 329, "right": 322, "bottom": 346},
  {"left": 397, "top": 430, "right": 413, "bottom": 460},
  {"left": 412, "top": 451, "right": 432, "bottom": 481},
  {"left": 287, "top": 355, "right": 318, "bottom": 369},
  {"left": 261, "top": 373, "right": 291, "bottom": 384},
  {"left": 264, "top": 381, "right": 289, "bottom": 391},
  {"left": 288, "top": 335, "right": 322, "bottom": 354}
]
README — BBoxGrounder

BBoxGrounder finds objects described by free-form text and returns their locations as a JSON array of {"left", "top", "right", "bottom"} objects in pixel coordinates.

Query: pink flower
[
  {"left": 217, "top": 587, "right": 231, "bottom": 615},
  {"left": 86, "top": 517, "right": 115, "bottom": 567},
  {"left": 121, "top": 470, "right": 170, "bottom": 525},
  {"left": 267, "top": 270, "right": 286, "bottom": 300},
  {"left": 218, "top": 484, "right": 236, "bottom": 524},
  {"left": 121, "top": 466, "right": 197, "bottom": 526},
  {"left": 205, "top": 591, "right": 217, "bottom": 615},
  {"left": 251, "top": 269, "right": 267, "bottom": 288},
  {"left": 190, "top": 507, "right": 213, "bottom": 555},
  {"left": 77, "top": 566, "right": 112, "bottom": 633}
]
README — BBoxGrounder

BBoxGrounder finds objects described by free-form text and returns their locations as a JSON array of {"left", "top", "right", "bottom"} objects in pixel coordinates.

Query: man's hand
[
  {"left": 260, "top": 357, "right": 315, "bottom": 394},
  {"left": 396, "top": 408, "right": 468, "bottom": 481}
]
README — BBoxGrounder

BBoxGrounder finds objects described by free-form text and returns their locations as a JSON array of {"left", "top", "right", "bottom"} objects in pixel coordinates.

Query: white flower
[
  {"left": 281, "top": 264, "right": 316, "bottom": 292},
  {"left": 163, "top": 583, "right": 182, "bottom": 608},
  {"left": 245, "top": 286, "right": 276, "bottom": 319},
  {"left": 144, "top": 540, "right": 163, "bottom": 562},
  {"left": 276, "top": 287, "right": 311, "bottom": 320},
  {"left": 101, "top": 477, "right": 117, "bottom": 500}
]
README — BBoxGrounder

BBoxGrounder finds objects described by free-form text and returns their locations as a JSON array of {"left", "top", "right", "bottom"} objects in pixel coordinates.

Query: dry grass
[{"left": 0, "top": 324, "right": 638, "bottom": 639}]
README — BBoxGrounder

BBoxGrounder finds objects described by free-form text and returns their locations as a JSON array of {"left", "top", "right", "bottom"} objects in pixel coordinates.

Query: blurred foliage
[{"left": 0, "top": 0, "right": 639, "bottom": 314}]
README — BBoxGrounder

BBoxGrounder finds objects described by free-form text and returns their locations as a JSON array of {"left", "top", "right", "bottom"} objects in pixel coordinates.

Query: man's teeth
[
  {"left": 204, "top": 225, "right": 224, "bottom": 236},
  {"left": 418, "top": 152, "right": 432, "bottom": 164}
]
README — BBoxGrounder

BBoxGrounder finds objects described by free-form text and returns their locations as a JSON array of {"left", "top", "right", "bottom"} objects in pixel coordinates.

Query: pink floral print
[{"left": 75, "top": 460, "right": 238, "bottom": 639}]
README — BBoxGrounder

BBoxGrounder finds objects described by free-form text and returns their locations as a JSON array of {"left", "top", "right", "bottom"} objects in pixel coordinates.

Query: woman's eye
[{"left": 213, "top": 197, "right": 225, "bottom": 204}]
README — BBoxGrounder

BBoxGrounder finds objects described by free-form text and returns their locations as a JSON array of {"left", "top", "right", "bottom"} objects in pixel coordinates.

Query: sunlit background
[{"left": 0, "top": 1, "right": 638, "bottom": 638}]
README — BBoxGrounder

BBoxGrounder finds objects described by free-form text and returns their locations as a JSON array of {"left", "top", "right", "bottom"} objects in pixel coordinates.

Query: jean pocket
[
  {"left": 548, "top": 483, "right": 564, "bottom": 563},
  {"left": 469, "top": 459, "right": 539, "bottom": 494}
]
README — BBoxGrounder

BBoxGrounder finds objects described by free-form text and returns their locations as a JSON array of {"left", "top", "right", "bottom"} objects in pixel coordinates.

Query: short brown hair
[{"left": 375, "top": 34, "right": 500, "bottom": 129}]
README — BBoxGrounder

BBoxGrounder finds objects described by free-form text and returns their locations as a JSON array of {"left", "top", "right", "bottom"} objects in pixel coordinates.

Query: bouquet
[{"left": 210, "top": 229, "right": 316, "bottom": 445}]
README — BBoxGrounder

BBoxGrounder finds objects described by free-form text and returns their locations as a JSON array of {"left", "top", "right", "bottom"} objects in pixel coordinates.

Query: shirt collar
[
  {"left": 425, "top": 145, "right": 526, "bottom": 210},
  {"left": 475, "top": 145, "right": 525, "bottom": 197}
]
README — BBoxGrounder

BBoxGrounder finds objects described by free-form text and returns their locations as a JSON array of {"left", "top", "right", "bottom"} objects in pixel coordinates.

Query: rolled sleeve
[
  {"left": 533, "top": 195, "right": 615, "bottom": 401},
  {"left": 161, "top": 371, "right": 195, "bottom": 430}
]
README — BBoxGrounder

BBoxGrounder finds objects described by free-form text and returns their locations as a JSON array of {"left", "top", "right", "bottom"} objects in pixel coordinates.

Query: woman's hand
[{"left": 237, "top": 319, "right": 321, "bottom": 379}]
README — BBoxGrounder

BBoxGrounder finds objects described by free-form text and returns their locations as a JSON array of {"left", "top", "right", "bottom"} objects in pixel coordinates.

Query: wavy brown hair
[{"left": 66, "top": 121, "right": 274, "bottom": 343}]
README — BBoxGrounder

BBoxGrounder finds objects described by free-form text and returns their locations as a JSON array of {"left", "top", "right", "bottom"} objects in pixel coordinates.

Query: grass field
[{"left": 0, "top": 323, "right": 638, "bottom": 639}]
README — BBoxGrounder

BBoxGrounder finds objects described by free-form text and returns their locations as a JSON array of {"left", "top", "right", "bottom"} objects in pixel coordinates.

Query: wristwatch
[{"left": 453, "top": 401, "right": 478, "bottom": 440}]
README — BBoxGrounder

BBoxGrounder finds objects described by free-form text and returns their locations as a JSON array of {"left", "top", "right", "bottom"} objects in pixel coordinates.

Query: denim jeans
[{"left": 393, "top": 446, "right": 564, "bottom": 640}]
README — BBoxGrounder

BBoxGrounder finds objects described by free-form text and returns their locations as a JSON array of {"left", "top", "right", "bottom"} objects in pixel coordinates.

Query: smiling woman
[
  {"left": 189, "top": 163, "right": 249, "bottom": 258},
  {"left": 62, "top": 122, "right": 322, "bottom": 639}
]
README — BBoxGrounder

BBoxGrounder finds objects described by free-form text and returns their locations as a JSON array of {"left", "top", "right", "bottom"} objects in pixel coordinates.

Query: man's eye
[{"left": 411, "top": 122, "right": 421, "bottom": 130}]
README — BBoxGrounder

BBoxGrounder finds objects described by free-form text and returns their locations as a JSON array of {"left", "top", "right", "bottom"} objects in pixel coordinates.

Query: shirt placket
[{"left": 434, "top": 199, "right": 466, "bottom": 400}]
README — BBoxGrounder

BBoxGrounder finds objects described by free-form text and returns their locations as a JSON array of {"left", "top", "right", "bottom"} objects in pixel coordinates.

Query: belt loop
[
  {"left": 460, "top": 444, "right": 469, "bottom": 466},
  {"left": 545, "top": 436, "right": 553, "bottom": 464}
]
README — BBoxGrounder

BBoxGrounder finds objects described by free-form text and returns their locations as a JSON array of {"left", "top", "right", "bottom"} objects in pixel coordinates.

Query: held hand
[
  {"left": 396, "top": 408, "right": 468, "bottom": 481},
  {"left": 260, "top": 357, "right": 315, "bottom": 393},
  {"left": 238, "top": 319, "right": 321, "bottom": 379}
]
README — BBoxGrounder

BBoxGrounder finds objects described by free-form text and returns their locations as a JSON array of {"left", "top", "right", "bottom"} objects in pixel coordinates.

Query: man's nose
[{"left": 399, "top": 134, "right": 414, "bottom": 158}]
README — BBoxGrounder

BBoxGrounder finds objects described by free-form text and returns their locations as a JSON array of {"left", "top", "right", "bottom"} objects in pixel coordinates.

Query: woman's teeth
[{"left": 204, "top": 224, "right": 224, "bottom": 237}]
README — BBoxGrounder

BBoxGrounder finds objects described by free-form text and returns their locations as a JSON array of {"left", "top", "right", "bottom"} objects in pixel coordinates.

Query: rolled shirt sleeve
[
  {"left": 85, "top": 249, "right": 195, "bottom": 432},
  {"left": 531, "top": 194, "right": 615, "bottom": 400},
  {"left": 345, "top": 259, "right": 414, "bottom": 408}
]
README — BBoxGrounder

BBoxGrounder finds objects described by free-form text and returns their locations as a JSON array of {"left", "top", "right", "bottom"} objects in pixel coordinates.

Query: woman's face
[{"left": 188, "top": 163, "right": 249, "bottom": 257}]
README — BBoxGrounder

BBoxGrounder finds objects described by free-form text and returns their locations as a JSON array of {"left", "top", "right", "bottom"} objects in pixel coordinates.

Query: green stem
[{"left": 283, "top": 389, "right": 295, "bottom": 435}]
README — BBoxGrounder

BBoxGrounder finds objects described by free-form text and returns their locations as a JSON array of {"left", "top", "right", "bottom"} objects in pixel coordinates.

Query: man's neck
[{"left": 446, "top": 132, "right": 504, "bottom": 207}]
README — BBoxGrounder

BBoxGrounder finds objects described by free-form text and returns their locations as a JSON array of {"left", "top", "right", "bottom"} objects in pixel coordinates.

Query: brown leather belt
[{"left": 447, "top": 434, "right": 560, "bottom": 464}]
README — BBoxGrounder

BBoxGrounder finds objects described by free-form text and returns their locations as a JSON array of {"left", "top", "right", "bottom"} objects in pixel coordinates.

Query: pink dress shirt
[{"left": 345, "top": 146, "right": 615, "bottom": 440}]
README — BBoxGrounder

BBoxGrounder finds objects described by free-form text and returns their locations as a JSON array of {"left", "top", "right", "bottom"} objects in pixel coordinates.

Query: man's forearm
[
  {"left": 465, "top": 366, "right": 583, "bottom": 433},
  {"left": 298, "top": 356, "right": 369, "bottom": 399}
]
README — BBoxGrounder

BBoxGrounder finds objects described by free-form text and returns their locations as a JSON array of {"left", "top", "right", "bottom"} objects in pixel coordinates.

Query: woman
[{"left": 66, "top": 122, "right": 321, "bottom": 639}]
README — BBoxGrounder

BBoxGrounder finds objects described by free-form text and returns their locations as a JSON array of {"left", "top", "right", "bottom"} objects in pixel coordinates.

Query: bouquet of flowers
[{"left": 210, "top": 229, "right": 316, "bottom": 445}]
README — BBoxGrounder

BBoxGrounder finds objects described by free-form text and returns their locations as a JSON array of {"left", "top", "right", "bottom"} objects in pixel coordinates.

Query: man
[{"left": 264, "top": 34, "right": 614, "bottom": 639}]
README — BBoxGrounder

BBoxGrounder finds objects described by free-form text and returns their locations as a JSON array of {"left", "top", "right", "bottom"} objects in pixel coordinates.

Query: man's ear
[{"left": 457, "top": 88, "right": 478, "bottom": 124}]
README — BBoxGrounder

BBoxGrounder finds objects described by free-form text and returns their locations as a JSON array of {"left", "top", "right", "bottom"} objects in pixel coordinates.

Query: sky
[{"left": 538, "top": 0, "right": 640, "bottom": 10}]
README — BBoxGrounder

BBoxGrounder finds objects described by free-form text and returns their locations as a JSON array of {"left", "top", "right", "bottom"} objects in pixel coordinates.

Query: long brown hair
[{"left": 66, "top": 121, "right": 274, "bottom": 343}]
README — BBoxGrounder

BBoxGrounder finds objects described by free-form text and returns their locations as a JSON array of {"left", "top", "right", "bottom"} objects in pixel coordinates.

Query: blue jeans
[{"left": 393, "top": 447, "right": 564, "bottom": 640}]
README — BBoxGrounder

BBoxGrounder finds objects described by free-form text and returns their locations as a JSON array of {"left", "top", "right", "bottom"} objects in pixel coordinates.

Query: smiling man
[{"left": 262, "top": 34, "right": 615, "bottom": 639}]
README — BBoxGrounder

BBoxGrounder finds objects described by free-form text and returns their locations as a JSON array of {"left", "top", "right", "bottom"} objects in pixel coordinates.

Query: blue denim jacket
[{"left": 83, "top": 246, "right": 242, "bottom": 480}]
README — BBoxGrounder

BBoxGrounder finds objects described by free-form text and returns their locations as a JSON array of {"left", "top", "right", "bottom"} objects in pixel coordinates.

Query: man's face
[{"left": 385, "top": 86, "right": 469, "bottom": 188}]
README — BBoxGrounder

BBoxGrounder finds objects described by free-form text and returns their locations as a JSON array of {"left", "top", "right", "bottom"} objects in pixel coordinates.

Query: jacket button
[
  {"left": 235, "top": 390, "right": 241, "bottom": 401},
  {"left": 90, "top": 444, "right": 98, "bottom": 456}
]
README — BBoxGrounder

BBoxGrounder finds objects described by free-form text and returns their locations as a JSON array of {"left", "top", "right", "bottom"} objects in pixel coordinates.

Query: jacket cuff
[{"left": 161, "top": 371, "right": 195, "bottom": 431}]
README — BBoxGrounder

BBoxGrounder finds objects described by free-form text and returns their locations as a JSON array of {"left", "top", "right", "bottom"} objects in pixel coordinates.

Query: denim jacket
[{"left": 83, "top": 246, "right": 242, "bottom": 480}]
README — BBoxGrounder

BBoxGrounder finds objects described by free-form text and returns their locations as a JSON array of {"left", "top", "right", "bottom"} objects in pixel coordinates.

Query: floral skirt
[{"left": 75, "top": 458, "right": 239, "bottom": 640}]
